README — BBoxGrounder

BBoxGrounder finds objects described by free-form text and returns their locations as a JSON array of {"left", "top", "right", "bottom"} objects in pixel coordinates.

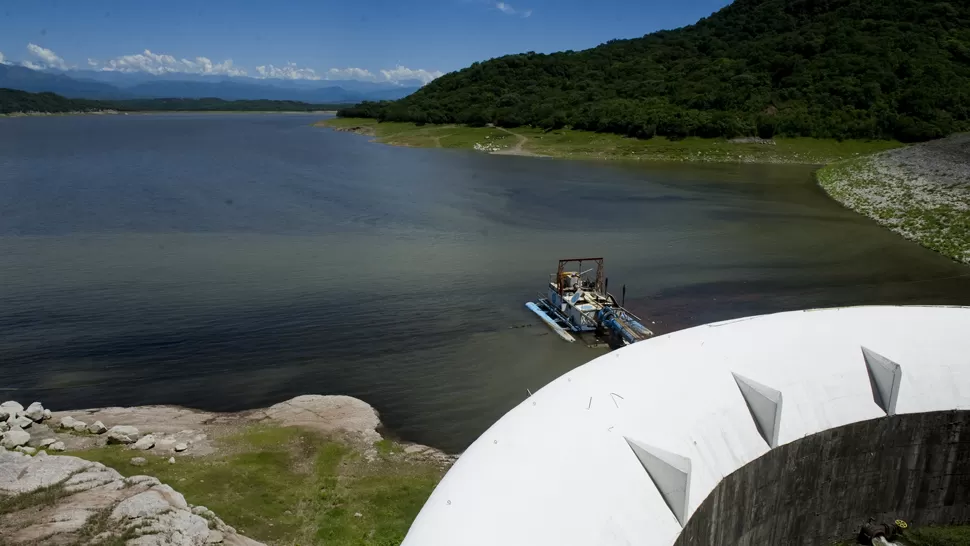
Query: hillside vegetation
[
  {"left": 340, "top": 0, "right": 970, "bottom": 142},
  {"left": 0, "top": 88, "right": 338, "bottom": 114}
]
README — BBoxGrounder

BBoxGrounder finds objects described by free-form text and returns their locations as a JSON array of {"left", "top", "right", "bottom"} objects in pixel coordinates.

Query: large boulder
[
  {"left": 11, "top": 416, "right": 32, "bottom": 429},
  {"left": 48, "top": 441, "right": 66, "bottom": 452},
  {"left": 71, "top": 421, "right": 88, "bottom": 433},
  {"left": 58, "top": 416, "right": 77, "bottom": 430},
  {"left": 106, "top": 425, "right": 140, "bottom": 445},
  {"left": 87, "top": 421, "right": 107, "bottom": 434},
  {"left": 0, "top": 408, "right": 13, "bottom": 422},
  {"left": 1, "top": 401, "right": 24, "bottom": 413},
  {"left": 132, "top": 435, "right": 155, "bottom": 451},
  {"left": 1, "top": 430, "right": 30, "bottom": 449},
  {"left": 24, "top": 402, "right": 45, "bottom": 422}
]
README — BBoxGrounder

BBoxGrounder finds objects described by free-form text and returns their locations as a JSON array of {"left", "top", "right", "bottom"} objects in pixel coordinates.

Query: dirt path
[{"left": 491, "top": 127, "right": 545, "bottom": 157}]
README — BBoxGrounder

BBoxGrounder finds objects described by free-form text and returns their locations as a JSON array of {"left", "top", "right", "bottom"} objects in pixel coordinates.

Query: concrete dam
[{"left": 400, "top": 306, "right": 970, "bottom": 546}]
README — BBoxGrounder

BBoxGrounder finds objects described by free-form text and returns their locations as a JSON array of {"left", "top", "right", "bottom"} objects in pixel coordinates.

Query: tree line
[
  {"left": 340, "top": 0, "right": 970, "bottom": 142},
  {"left": 0, "top": 88, "right": 341, "bottom": 115}
]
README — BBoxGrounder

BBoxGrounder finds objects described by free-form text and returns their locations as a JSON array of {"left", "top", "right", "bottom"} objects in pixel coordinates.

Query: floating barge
[{"left": 526, "top": 258, "right": 653, "bottom": 347}]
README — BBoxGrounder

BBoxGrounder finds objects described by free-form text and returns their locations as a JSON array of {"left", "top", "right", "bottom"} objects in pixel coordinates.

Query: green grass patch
[
  {"left": 516, "top": 126, "right": 900, "bottom": 163},
  {"left": 903, "top": 524, "right": 970, "bottom": 546},
  {"left": 318, "top": 118, "right": 902, "bottom": 164},
  {"left": 72, "top": 425, "right": 445, "bottom": 546}
]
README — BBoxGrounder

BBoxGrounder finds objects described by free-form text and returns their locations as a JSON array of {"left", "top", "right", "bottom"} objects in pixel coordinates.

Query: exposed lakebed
[{"left": 2, "top": 113, "right": 969, "bottom": 452}]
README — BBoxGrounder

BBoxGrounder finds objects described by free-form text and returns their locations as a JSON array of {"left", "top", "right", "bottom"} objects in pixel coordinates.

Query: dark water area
[{"left": 1, "top": 113, "right": 968, "bottom": 452}]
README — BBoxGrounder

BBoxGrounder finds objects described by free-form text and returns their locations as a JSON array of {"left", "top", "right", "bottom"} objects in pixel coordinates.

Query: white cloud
[
  {"left": 495, "top": 1, "right": 531, "bottom": 17},
  {"left": 255, "top": 62, "right": 320, "bottom": 80},
  {"left": 257, "top": 63, "right": 442, "bottom": 85},
  {"left": 380, "top": 65, "right": 444, "bottom": 85},
  {"left": 13, "top": 42, "right": 441, "bottom": 86},
  {"left": 90, "top": 49, "right": 246, "bottom": 76},
  {"left": 26, "top": 43, "right": 69, "bottom": 70},
  {"left": 326, "top": 67, "right": 377, "bottom": 81}
]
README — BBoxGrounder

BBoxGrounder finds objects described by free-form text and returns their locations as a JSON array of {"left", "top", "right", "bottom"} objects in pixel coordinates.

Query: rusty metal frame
[{"left": 556, "top": 258, "right": 604, "bottom": 297}]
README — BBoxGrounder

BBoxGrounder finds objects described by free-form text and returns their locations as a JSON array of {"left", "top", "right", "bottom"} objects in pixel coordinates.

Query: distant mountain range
[{"left": 0, "top": 64, "right": 419, "bottom": 103}]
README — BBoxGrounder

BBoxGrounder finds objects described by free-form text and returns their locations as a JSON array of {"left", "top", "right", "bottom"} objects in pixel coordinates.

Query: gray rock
[
  {"left": 206, "top": 530, "right": 225, "bottom": 543},
  {"left": 24, "top": 402, "right": 45, "bottom": 422},
  {"left": 49, "top": 441, "right": 66, "bottom": 452},
  {"left": 71, "top": 421, "right": 88, "bottom": 433},
  {"left": 129, "top": 457, "right": 147, "bottom": 466},
  {"left": 39, "top": 438, "right": 57, "bottom": 448},
  {"left": 1, "top": 430, "right": 30, "bottom": 449},
  {"left": 132, "top": 434, "right": 156, "bottom": 451},
  {"left": 12, "top": 416, "right": 33, "bottom": 429},
  {"left": 0, "top": 421, "right": 8, "bottom": 433},
  {"left": 0, "top": 408, "right": 12, "bottom": 422},
  {"left": 42, "top": 408, "right": 51, "bottom": 421},
  {"left": 15, "top": 446, "right": 37, "bottom": 455},
  {"left": 1, "top": 401, "right": 24, "bottom": 413},
  {"left": 59, "top": 416, "right": 78, "bottom": 429},
  {"left": 87, "top": 420, "right": 107, "bottom": 434},
  {"left": 168, "top": 457, "right": 176, "bottom": 464},
  {"left": 106, "top": 425, "right": 140, "bottom": 444},
  {"left": 156, "top": 437, "right": 177, "bottom": 451},
  {"left": 174, "top": 442, "right": 188, "bottom": 452}
]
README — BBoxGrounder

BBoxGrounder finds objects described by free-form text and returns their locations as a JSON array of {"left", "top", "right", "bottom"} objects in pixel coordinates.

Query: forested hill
[
  {"left": 0, "top": 88, "right": 339, "bottom": 114},
  {"left": 340, "top": 0, "right": 970, "bottom": 142}
]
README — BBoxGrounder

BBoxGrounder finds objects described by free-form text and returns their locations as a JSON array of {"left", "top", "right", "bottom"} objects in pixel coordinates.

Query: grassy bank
[
  {"left": 318, "top": 117, "right": 902, "bottom": 164},
  {"left": 73, "top": 425, "right": 445, "bottom": 546},
  {"left": 818, "top": 134, "right": 970, "bottom": 265}
]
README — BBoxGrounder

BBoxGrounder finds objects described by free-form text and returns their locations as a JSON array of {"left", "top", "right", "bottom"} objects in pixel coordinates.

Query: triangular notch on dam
[
  {"left": 624, "top": 437, "right": 691, "bottom": 527},
  {"left": 862, "top": 347, "right": 902, "bottom": 415},
  {"left": 732, "top": 372, "right": 783, "bottom": 448}
]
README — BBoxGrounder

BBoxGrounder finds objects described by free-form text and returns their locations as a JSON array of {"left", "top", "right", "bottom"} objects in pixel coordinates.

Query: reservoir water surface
[{"left": 2, "top": 113, "right": 968, "bottom": 452}]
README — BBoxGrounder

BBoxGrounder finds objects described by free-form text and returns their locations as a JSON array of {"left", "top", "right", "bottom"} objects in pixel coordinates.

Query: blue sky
[{"left": 0, "top": 0, "right": 732, "bottom": 83}]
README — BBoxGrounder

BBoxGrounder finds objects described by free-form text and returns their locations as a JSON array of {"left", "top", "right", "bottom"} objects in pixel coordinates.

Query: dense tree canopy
[
  {"left": 340, "top": 0, "right": 970, "bottom": 142},
  {"left": 0, "top": 89, "right": 339, "bottom": 114}
]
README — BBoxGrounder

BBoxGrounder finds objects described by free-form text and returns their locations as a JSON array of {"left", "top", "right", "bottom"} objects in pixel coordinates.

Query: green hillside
[{"left": 340, "top": 0, "right": 970, "bottom": 142}]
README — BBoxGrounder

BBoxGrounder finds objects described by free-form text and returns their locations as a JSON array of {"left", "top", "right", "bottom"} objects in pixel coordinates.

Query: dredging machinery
[{"left": 526, "top": 258, "right": 653, "bottom": 347}]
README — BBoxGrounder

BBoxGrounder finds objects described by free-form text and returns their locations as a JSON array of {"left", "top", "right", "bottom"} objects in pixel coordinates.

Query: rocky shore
[
  {"left": 0, "top": 395, "right": 454, "bottom": 545},
  {"left": 329, "top": 125, "right": 375, "bottom": 137},
  {"left": 818, "top": 134, "right": 970, "bottom": 264}
]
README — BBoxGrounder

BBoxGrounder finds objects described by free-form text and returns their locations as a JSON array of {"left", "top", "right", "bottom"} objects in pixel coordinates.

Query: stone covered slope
[
  {"left": 818, "top": 134, "right": 970, "bottom": 264},
  {"left": 0, "top": 449, "right": 263, "bottom": 545}
]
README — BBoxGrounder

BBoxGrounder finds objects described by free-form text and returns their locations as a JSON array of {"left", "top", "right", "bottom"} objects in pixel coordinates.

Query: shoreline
[
  {"left": 316, "top": 117, "right": 903, "bottom": 165},
  {"left": 817, "top": 133, "right": 970, "bottom": 265},
  {"left": 1, "top": 109, "right": 337, "bottom": 118},
  {"left": 39, "top": 394, "right": 455, "bottom": 461}
]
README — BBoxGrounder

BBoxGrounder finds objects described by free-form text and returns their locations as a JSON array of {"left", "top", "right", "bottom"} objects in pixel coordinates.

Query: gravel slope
[{"left": 818, "top": 134, "right": 970, "bottom": 264}]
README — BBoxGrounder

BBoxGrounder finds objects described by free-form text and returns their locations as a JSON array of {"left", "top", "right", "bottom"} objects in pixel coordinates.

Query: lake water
[{"left": 2, "top": 113, "right": 969, "bottom": 452}]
